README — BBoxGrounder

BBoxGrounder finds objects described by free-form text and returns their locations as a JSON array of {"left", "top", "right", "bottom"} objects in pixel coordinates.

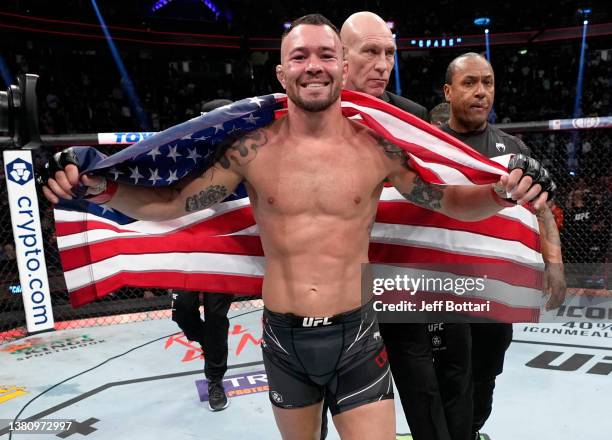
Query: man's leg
[
  {"left": 471, "top": 323, "right": 513, "bottom": 436},
  {"left": 431, "top": 323, "right": 473, "bottom": 440},
  {"left": 171, "top": 291, "right": 205, "bottom": 345},
  {"left": 380, "top": 323, "right": 451, "bottom": 440},
  {"left": 272, "top": 402, "right": 324, "bottom": 440},
  {"left": 202, "top": 292, "right": 233, "bottom": 381},
  {"left": 202, "top": 292, "right": 233, "bottom": 411},
  {"left": 333, "top": 399, "right": 396, "bottom": 440}
]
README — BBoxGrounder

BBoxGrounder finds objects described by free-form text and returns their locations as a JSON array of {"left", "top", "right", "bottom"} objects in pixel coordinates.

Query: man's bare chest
[{"left": 243, "top": 143, "right": 386, "bottom": 217}]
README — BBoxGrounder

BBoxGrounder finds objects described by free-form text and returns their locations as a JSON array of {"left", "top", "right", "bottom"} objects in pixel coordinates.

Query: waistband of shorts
[{"left": 263, "top": 300, "right": 374, "bottom": 328}]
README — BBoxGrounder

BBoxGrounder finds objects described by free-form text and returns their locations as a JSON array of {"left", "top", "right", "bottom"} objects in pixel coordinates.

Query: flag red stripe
[
  {"left": 376, "top": 203, "right": 541, "bottom": 252},
  {"left": 56, "top": 220, "right": 137, "bottom": 236}
]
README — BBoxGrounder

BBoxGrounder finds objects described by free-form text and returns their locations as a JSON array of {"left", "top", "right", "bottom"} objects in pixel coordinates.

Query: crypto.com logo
[{"left": 6, "top": 158, "right": 34, "bottom": 185}]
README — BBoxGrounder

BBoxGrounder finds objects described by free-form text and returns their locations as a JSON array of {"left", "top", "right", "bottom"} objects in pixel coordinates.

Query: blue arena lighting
[
  {"left": 151, "top": 0, "right": 174, "bottom": 12},
  {"left": 426, "top": 39, "right": 431, "bottom": 47},
  {"left": 569, "top": 17, "right": 589, "bottom": 172},
  {"left": 449, "top": 39, "right": 454, "bottom": 46},
  {"left": 392, "top": 34, "right": 402, "bottom": 96},
  {"left": 411, "top": 39, "right": 416, "bottom": 45},
  {"left": 90, "top": 0, "right": 150, "bottom": 130},
  {"left": 419, "top": 40, "right": 424, "bottom": 48},
  {"left": 0, "top": 55, "right": 14, "bottom": 88},
  {"left": 202, "top": 0, "right": 225, "bottom": 19},
  {"left": 573, "top": 19, "right": 589, "bottom": 118},
  {"left": 474, "top": 17, "right": 491, "bottom": 26}
]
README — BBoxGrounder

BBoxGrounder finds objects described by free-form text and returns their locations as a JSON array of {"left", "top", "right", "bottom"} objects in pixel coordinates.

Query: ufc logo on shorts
[{"left": 302, "top": 317, "right": 332, "bottom": 327}]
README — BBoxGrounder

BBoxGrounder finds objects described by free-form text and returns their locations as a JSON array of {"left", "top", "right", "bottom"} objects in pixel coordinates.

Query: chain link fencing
[{"left": 1, "top": 125, "right": 610, "bottom": 343}]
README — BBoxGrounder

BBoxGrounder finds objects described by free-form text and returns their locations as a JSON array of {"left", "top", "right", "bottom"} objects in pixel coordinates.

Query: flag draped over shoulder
[{"left": 54, "top": 89, "right": 544, "bottom": 321}]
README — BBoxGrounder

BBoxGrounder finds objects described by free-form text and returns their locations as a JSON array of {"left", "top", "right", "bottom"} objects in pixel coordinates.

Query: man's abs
[{"left": 258, "top": 212, "right": 373, "bottom": 316}]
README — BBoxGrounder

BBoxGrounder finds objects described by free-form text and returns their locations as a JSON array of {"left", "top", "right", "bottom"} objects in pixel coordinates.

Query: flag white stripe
[
  {"left": 63, "top": 252, "right": 266, "bottom": 291},
  {"left": 409, "top": 155, "right": 474, "bottom": 185},
  {"left": 370, "top": 224, "right": 544, "bottom": 265}
]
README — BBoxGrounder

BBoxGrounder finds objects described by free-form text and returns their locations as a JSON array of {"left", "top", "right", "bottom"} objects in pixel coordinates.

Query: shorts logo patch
[
  {"left": 432, "top": 335, "right": 442, "bottom": 347},
  {"left": 270, "top": 390, "right": 284, "bottom": 403},
  {"left": 302, "top": 317, "right": 332, "bottom": 327},
  {"left": 495, "top": 142, "right": 506, "bottom": 152},
  {"left": 375, "top": 347, "right": 388, "bottom": 368},
  {"left": 373, "top": 331, "right": 381, "bottom": 341}
]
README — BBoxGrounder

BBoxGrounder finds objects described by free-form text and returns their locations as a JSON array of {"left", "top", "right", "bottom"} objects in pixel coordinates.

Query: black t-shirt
[{"left": 439, "top": 123, "right": 531, "bottom": 158}]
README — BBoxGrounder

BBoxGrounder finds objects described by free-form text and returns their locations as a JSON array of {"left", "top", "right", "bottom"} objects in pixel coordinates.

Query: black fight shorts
[{"left": 262, "top": 303, "right": 393, "bottom": 415}]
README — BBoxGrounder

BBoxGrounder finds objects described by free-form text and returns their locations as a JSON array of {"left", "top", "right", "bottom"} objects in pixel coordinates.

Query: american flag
[{"left": 54, "top": 90, "right": 545, "bottom": 321}]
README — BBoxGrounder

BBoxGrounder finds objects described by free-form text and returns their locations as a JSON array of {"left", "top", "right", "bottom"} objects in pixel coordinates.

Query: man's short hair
[
  {"left": 429, "top": 102, "right": 450, "bottom": 126},
  {"left": 282, "top": 14, "right": 340, "bottom": 39},
  {"left": 445, "top": 52, "right": 489, "bottom": 85}
]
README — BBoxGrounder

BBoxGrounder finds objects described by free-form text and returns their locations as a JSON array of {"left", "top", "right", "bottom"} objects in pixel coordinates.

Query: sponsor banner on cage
[
  {"left": 97, "top": 132, "right": 157, "bottom": 145},
  {"left": 3, "top": 150, "right": 54, "bottom": 332}
]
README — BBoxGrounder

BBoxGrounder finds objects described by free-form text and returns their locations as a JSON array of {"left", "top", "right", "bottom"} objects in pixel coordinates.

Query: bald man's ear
[
  {"left": 342, "top": 59, "right": 348, "bottom": 87},
  {"left": 443, "top": 84, "right": 451, "bottom": 102},
  {"left": 276, "top": 65, "right": 286, "bottom": 90}
]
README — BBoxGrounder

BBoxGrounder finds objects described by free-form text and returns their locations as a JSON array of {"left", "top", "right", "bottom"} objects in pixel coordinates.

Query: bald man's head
[
  {"left": 340, "top": 12, "right": 391, "bottom": 48},
  {"left": 340, "top": 11, "right": 395, "bottom": 97}
]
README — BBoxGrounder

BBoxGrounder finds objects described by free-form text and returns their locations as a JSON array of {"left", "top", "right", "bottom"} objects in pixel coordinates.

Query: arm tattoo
[
  {"left": 220, "top": 130, "right": 269, "bottom": 169},
  {"left": 401, "top": 176, "right": 445, "bottom": 211},
  {"left": 185, "top": 185, "right": 229, "bottom": 212},
  {"left": 375, "top": 135, "right": 409, "bottom": 168}
]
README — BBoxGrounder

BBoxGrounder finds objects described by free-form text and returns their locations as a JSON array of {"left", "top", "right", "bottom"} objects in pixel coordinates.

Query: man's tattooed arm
[
  {"left": 401, "top": 176, "right": 445, "bottom": 211},
  {"left": 374, "top": 134, "right": 409, "bottom": 168},
  {"left": 219, "top": 129, "right": 269, "bottom": 169},
  {"left": 185, "top": 184, "right": 229, "bottom": 213}
]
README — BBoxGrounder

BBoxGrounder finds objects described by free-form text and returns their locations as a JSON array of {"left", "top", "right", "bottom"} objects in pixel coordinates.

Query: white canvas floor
[{"left": 1, "top": 307, "right": 610, "bottom": 439}]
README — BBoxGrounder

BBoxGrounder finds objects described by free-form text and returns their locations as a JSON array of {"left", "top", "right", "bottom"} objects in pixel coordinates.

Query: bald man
[
  {"left": 340, "top": 11, "right": 427, "bottom": 120},
  {"left": 341, "top": 11, "right": 471, "bottom": 440}
]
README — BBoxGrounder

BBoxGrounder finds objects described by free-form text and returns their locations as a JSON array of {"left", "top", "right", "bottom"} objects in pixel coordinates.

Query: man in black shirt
[{"left": 439, "top": 52, "right": 566, "bottom": 439}]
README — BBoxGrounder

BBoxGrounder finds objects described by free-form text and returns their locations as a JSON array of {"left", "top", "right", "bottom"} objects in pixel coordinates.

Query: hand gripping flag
[{"left": 53, "top": 90, "right": 545, "bottom": 321}]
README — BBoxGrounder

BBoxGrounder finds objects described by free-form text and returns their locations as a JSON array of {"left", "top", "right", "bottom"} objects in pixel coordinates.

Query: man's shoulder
[
  {"left": 487, "top": 125, "right": 531, "bottom": 155},
  {"left": 382, "top": 91, "right": 428, "bottom": 121}
]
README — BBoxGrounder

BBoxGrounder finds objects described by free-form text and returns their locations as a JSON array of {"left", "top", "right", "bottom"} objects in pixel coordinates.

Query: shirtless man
[{"left": 42, "top": 14, "right": 552, "bottom": 440}]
